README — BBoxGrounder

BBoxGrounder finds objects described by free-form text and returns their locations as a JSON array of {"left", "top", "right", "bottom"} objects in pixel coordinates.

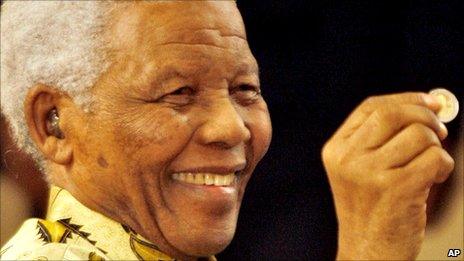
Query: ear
[{"left": 24, "top": 84, "right": 73, "bottom": 165}]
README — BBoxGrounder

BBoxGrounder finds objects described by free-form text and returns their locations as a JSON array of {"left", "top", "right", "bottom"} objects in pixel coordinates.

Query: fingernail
[
  {"left": 439, "top": 122, "right": 448, "bottom": 140},
  {"left": 424, "top": 94, "right": 439, "bottom": 106}
]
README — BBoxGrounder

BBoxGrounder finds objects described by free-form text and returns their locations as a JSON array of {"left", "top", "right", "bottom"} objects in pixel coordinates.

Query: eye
[
  {"left": 231, "top": 84, "right": 261, "bottom": 105},
  {"left": 158, "top": 86, "right": 195, "bottom": 106},
  {"left": 170, "top": 86, "right": 194, "bottom": 96},
  {"left": 234, "top": 84, "right": 261, "bottom": 94},
  {"left": 238, "top": 84, "right": 258, "bottom": 92}
]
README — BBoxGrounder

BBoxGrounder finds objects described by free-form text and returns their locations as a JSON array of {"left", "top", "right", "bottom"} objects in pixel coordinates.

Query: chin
[
  {"left": 178, "top": 226, "right": 236, "bottom": 257},
  {"left": 160, "top": 211, "right": 239, "bottom": 257}
]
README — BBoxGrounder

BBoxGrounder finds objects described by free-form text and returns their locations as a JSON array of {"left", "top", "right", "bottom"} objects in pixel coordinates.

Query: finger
[
  {"left": 335, "top": 92, "right": 441, "bottom": 139},
  {"left": 400, "top": 146, "right": 455, "bottom": 187},
  {"left": 375, "top": 123, "right": 441, "bottom": 169},
  {"left": 349, "top": 104, "right": 447, "bottom": 149}
]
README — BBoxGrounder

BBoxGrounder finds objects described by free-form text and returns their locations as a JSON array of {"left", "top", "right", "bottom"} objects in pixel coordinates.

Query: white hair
[{"left": 1, "top": 1, "right": 116, "bottom": 165}]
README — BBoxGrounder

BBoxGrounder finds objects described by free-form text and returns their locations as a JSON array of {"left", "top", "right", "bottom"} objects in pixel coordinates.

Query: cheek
[
  {"left": 247, "top": 105, "right": 272, "bottom": 162},
  {"left": 112, "top": 107, "right": 194, "bottom": 168},
  {"left": 116, "top": 108, "right": 172, "bottom": 145}
]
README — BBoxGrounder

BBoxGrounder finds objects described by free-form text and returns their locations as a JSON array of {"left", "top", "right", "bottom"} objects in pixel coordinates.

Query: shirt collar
[{"left": 46, "top": 185, "right": 216, "bottom": 261}]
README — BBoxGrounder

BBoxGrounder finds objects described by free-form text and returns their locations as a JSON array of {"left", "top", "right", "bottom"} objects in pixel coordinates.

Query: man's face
[{"left": 63, "top": 2, "right": 272, "bottom": 258}]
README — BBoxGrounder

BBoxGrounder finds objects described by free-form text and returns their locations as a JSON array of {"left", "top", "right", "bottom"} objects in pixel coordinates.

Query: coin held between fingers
[{"left": 428, "top": 88, "right": 459, "bottom": 123}]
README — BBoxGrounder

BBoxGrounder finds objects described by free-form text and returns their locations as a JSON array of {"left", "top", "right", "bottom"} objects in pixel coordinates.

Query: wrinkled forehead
[{"left": 110, "top": 1, "right": 247, "bottom": 51}]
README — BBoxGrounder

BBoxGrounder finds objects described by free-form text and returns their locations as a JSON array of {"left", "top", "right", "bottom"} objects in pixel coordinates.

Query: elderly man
[{"left": 0, "top": 1, "right": 454, "bottom": 260}]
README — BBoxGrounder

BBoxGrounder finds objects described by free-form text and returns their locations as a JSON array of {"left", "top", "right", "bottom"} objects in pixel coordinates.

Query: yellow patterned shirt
[{"left": 1, "top": 186, "right": 216, "bottom": 261}]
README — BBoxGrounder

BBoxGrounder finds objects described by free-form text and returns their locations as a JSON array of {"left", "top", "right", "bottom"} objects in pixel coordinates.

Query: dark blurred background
[
  {"left": 1, "top": 1, "right": 463, "bottom": 260},
  {"left": 220, "top": 1, "right": 463, "bottom": 260}
]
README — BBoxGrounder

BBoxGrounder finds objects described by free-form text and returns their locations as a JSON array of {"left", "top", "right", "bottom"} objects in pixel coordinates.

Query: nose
[{"left": 195, "top": 98, "right": 251, "bottom": 149}]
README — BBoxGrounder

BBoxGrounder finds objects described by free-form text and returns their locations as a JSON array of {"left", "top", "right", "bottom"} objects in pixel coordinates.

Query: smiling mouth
[{"left": 172, "top": 172, "right": 236, "bottom": 186}]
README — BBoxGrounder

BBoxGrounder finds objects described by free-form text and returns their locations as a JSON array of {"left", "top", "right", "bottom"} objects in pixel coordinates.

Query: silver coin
[{"left": 429, "top": 88, "right": 459, "bottom": 123}]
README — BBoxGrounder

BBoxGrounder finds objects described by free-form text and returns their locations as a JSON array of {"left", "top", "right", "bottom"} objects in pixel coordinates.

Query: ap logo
[{"left": 447, "top": 249, "right": 461, "bottom": 258}]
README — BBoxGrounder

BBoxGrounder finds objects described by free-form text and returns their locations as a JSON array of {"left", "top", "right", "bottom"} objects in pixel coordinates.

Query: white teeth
[
  {"left": 194, "top": 174, "right": 204, "bottom": 185},
  {"left": 172, "top": 172, "right": 236, "bottom": 186},
  {"left": 226, "top": 174, "right": 233, "bottom": 185},
  {"left": 214, "top": 175, "right": 222, "bottom": 186},
  {"left": 205, "top": 174, "right": 214, "bottom": 185}
]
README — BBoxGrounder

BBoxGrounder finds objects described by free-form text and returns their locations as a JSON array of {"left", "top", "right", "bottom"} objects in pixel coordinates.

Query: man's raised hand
[{"left": 322, "top": 92, "right": 455, "bottom": 260}]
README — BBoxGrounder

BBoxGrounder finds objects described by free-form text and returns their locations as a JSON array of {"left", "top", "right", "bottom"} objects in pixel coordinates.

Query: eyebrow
[
  {"left": 230, "top": 63, "right": 260, "bottom": 88},
  {"left": 147, "top": 60, "right": 259, "bottom": 93},
  {"left": 153, "top": 65, "right": 193, "bottom": 83},
  {"left": 153, "top": 62, "right": 258, "bottom": 82},
  {"left": 234, "top": 63, "right": 259, "bottom": 78},
  {"left": 143, "top": 65, "right": 202, "bottom": 97}
]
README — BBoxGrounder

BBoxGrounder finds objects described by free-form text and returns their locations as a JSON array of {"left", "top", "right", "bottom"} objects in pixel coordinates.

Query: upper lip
[{"left": 171, "top": 162, "right": 246, "bottom": 175}]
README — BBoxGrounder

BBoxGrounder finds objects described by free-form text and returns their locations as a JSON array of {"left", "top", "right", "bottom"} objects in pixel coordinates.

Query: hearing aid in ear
[{"left": 46, "top": 108, "right": 64, "bottom": 139}]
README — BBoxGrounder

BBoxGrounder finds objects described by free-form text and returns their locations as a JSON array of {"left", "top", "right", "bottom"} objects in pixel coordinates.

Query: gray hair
[{"left": 1, "top": 1, "right": 115, "bottom": 165}]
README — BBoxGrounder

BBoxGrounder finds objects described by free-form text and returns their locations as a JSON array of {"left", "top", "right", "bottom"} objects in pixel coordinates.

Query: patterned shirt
[{"left": 1, "top": 186, "right": 216, "bottom": 261}]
